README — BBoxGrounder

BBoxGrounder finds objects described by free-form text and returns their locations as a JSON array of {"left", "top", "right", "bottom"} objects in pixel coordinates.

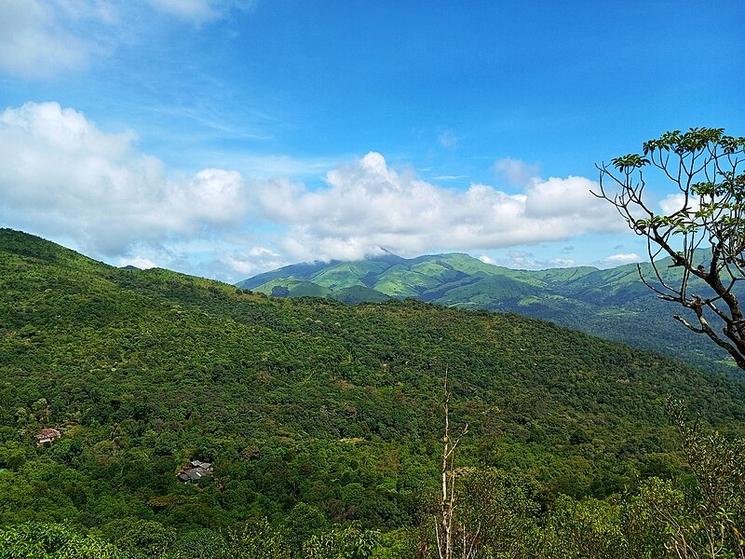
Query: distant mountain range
[{"left": 238, "top": 251, "right": 736, "bottom": 372}]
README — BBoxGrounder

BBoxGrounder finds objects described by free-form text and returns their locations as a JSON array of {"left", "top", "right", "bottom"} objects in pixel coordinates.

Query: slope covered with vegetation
[
  {"left": 238, "top": 252, "right": 735, "bottom": 371},
  {"left": 2, "top": 229, "right": 745, "bottom": 556}
]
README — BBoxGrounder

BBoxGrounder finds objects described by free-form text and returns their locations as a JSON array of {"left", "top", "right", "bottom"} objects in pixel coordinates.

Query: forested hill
[
  {"left": 2, "top": 228, "right": 745, "bottom": 555},
  {"left": 238, "top": 252, "right": 735, "bottom": 372}
]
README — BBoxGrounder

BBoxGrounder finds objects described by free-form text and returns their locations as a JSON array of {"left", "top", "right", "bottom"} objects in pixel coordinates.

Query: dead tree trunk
[{"left": 435, "top": 367, "right": 470, "bottom": 559}]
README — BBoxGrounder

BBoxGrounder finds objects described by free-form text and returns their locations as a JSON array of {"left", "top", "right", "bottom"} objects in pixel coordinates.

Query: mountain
[
  {"left": 238, "top": 252, "right": 735, "bottom": 372},
  {"left": 3, "top": 228, "right": 745, "bottom": 555}
]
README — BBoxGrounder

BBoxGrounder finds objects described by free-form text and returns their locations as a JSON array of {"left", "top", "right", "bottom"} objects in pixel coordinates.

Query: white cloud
[
  {"left": 659, "top": 193, "right": 700, "bottom": 214},
  {"left": 0, "top": 101, "right": 249, "bottom": 255},
  {"left": 433, "top": 175, "right": 468, "bottom": 181},
  {"left": 0, "top": 104, "right": 631, "bottom": 279},
  {"left": 0, "top": 0, "right": 103, "bottom": 78},
  {"left": 0, "top": 0, "right": 253, "bottom": 79},
  {"left": 479, "top": 255, "right": 497, "bottom": 265},
  {"left": 253, "top": 151, "right": 624, "bottom": 262},
  {"left": 493, "top": 157, "right": 540, "bottom": 187},
  {"left": 222, "top": 246, "right": 284, "bottom": 276},
  {"left": 504, "top": 251, "right": 537, "bottom": 269},
  {"left": 118, "top": 256, "right": 158, "bottom": 269},
  {"left": 248, "top": 246, "right": 279, "bottom": 258},
  {"left": 550, "top": 258, "right": 576, "bottom": 267},
  {"left": 480, "top": 252, "right": 578, "bottom": 270},
  {"left": 605, "top": 252, "right": 642, "bottom": 264}
]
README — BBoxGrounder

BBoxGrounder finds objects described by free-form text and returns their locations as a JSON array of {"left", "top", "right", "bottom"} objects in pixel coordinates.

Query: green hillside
[
  {"left": 3, "top": 229, "right": 745, "bottom": 556},
  {"left": 238, "top": 252, "right": 735, "bottom": 371}
]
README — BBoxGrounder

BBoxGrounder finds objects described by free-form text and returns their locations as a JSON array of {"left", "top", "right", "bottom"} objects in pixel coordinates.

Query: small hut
[
  {"left": 36, "top": 428, "right": 61, "bottom": 446},
  {"left": 177, "top": 459, "right": 213, "bottom": 483}
]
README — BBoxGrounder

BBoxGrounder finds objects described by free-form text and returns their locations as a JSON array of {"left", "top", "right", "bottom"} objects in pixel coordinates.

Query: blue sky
[{"left": 0, "top": 0, "right": 743, "bottom": 281}]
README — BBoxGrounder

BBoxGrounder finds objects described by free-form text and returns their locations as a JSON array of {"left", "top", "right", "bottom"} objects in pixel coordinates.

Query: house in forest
[
  {"left": 36, "top": 428, "right": 61, "bottom": 446},
  {"left": 177, "top": 459, "right": 213, "bottom": 483}
]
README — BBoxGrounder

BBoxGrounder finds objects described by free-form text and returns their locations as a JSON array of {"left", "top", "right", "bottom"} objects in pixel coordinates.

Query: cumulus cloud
[
  {"left": 479, "top": 255, "right": 497, "bottom": 265},
  {"left": 493, "top": 157, "right": 540, "bottom": 187},
  {"left": 0, "top": 101, "right": 249, "bottom": 255},
  {"left": 0, "top": 104, "right": 630, "bottom": 279},
  {"left": 253, "top": 151, "right": 624, "bottom": 262},
  {"left": 605, "top": 253, "right": 642, "bottom": 264}
]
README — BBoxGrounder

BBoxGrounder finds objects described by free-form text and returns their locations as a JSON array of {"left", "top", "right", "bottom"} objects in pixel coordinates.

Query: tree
[
  {"left": 224, "top": 518, "right": 291, "bottom": 559},
  {"left": 434, "top": 368, "right": 477, "bottom": 559},
  {"left": 283, "top": 502, "right": 329, "bottom": 554},
  {"left": 99, "top": 518, "right": 176, "bottom": 558},
  {"left": 594, "top": 128, "right": 745, "bottom": 369},
  {"left": 0, "top": 522, "right": 127, "bottom": 559},
  {"left": 302, "top": 525, "right": 380, "bottom": 559},
  {"left": 665, "top": 400, "right": 745, "bottom": 558},
  {"left": 457, "top": 469, "right": 539, "bottom": 558}
]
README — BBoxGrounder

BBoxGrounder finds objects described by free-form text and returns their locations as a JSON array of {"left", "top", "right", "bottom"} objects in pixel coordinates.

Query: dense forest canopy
[
  {"left": 2, "top": 228, "right": 745, "bottom": 556},
  {"left": 237, "top": 251, "right": 740, "bottom": 373}
]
